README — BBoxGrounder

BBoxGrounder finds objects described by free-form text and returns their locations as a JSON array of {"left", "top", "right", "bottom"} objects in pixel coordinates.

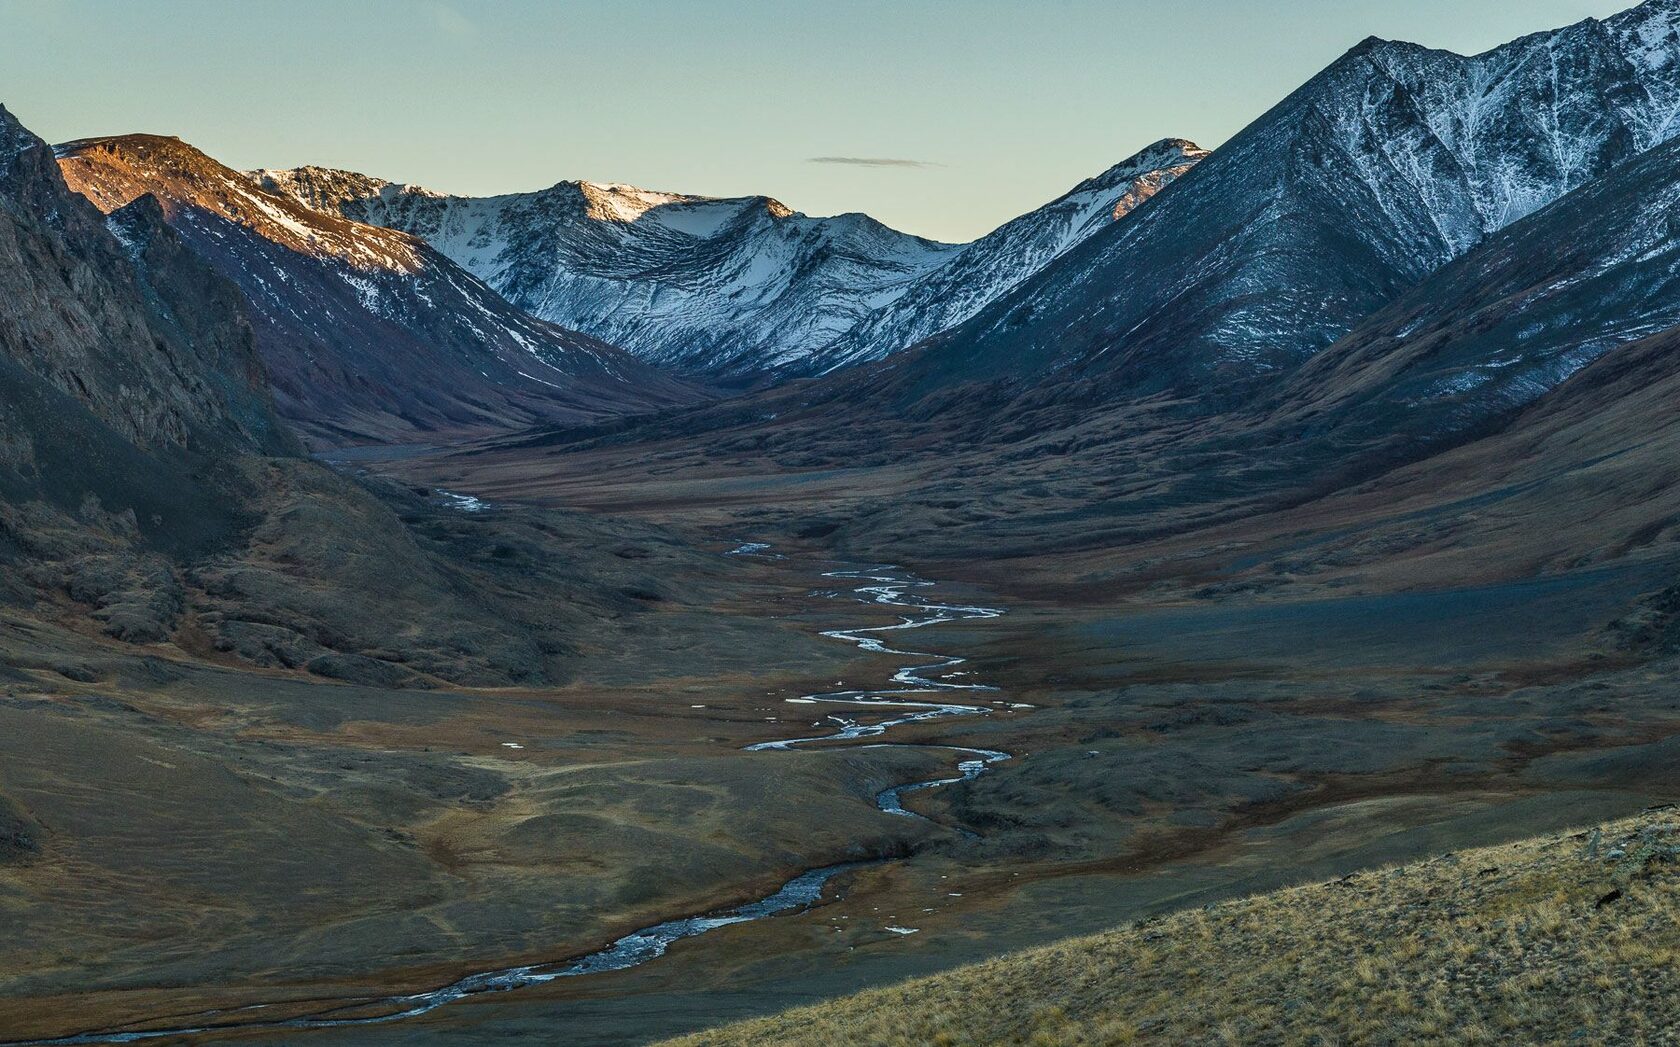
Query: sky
[{"left": 0, "top": 0, "right": 1639, "bottom": 242}]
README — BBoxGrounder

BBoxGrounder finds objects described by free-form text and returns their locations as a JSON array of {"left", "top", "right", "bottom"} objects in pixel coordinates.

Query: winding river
[
  {"left": 747, "top": 564, "right": 1016, "bottom": 828},
  {"left": 9, "top": 554, "right": 1011, "bottom": 1046}
]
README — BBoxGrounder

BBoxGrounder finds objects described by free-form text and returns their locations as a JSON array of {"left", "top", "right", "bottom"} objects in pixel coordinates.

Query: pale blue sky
[{"left": 0, "top": 0, "right": 1634, "bottom": 241}]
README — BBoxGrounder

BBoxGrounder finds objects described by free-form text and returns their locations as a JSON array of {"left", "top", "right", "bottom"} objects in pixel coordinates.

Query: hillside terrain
[
  {"left": 664, "top": 810, "right": 1680, "bottom": 1046},
  {"left": 0, "top": 103, "right": 935, "bottom": 1047},
  {"left": 316, "top": 8, "right": 1680, "bottom": 1038},
  {"left": 869, "top": 0, "right": 1680, "bottom": 401},
  {"left": 58, "top": 135, "right": 697, "bottom": 447},
  {"left": 2, "top": 106, "right": 724, "bottom": 686}
]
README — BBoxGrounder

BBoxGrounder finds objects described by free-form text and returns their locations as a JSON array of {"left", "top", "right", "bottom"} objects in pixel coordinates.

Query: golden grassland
[{"left": 665, "top": 810, "right": 1680, "bottom": 1046}]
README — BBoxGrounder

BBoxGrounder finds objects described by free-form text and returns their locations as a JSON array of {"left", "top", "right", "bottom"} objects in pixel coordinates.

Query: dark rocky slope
[
  {"left": 880, "top": 0, "right": 1680, "bottom": 402},
  {"left": 0, "top": 106, "right": 291, "bottom": 550},
  {"left": 58, "top": 135, "right": 699, "bottom": 448},
  {"left": 0, "top": 106, "right": 731, "bottom": 686}
]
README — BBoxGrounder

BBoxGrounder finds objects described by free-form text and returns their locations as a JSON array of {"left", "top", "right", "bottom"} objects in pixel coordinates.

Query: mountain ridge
[
  {"left": 864, "top": 0, "right": 1680, "bottom": 405},
  {"left": 256, "top": 165, "right": 956, "bottom": 383},
  {"left": 255, "top": 140, "right": 1206, "bottom": 382},
  {"left": 808, "top": 138, "right": 1207, "bottom": 373},
  {"left": 57, "top": 134, "right": 700, "bottom": 447}
]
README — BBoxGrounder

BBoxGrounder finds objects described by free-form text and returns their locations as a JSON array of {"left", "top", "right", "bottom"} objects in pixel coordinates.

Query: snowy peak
[
  {"left": 1086, "top": 138, "right": 1209, "bottom": 189},
  {"left": 1303, "top": 0, "right": 1680, "bottom": 250},
  {"left": 67, "top": 136, "right": 428, "bottom": 274},
  {"left": 261, "top": 164, "right": 960, "bottom": 381},
  {"left": 0, "top": 104, "right": 44, "bottom": 174},
  {"left": 1055, "top": 138, "right": 1208, "bottom": 224},
  {"left": 250, "top": 164, "right": 422, "bottom": 219},
  {"left": 1267, "top": 119, "right": 1680, "bottom": 473},
  {"left": 808, "top": 137, "right": 1207, "bottom": 371},
  {"left": 257, "top": 166, "right": 796, "bottom": 241},
  {"left": 574, "top": 180, "right": 694, "bottom": 223},
  {"left": 887, "top": 0, "right": 1680, "bottom": 403},
  {"left": 568, "top": 180, "right": 799, "bottom": 227},
  {"left": 1607, "top": 0, "right": 1680, "bottom": 140},
  {"left": 260, "top": 139, "right": 1205, "bottom": 382},
  {"left": 1609, "top": 0, "right": 1680, "bottom": 49},
  {"left": 59, "top": 135, "right": 695, "bottom": 446},
  {"left": 569, "top": 181, "right": 797, "bottom": 236}
]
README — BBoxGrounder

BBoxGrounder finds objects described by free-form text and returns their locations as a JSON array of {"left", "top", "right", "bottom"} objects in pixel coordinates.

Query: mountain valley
[{"left": 5, "top": 2, "right": 1680, "bottom": 1044}]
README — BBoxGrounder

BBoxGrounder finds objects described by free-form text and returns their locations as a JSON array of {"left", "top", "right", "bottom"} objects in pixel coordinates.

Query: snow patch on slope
[
  {"left": 815, "top": 138, "right": 1208, "bottom": 371},
  {"left": 258, "top": 167, "right": 960, "bottom": 380},
  {"left": 258, "top": 141, "right": 1206, "bottom": 381}
]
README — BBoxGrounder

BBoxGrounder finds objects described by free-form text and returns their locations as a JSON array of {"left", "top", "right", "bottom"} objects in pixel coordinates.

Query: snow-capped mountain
[
  {"left": 57, "top": 136, "right": 696, "bottom": 447},
  {"left": 1273, "top": 124, "right": 1680, "bottom": 453},
  {"left": 807, "top": 139, "right": 1206, "bottom": 373},
  {"left": 254, "top": 169, "right": 959, "bottom": 384},
  {"left": 888, "top": 0, "right": 1680, "bottom": 400},
  {"left": 255, "top": 142, "right": 1204, "bottom": 383}
]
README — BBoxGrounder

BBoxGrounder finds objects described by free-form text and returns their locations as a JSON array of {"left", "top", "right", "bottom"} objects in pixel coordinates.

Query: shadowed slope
[
  {"left": 878, "top": 0, "right": 1680, "bottom": 403},
  {"left": 0, "top": 105, "right": 292, "bottom": 556},
  {"left": 59, "top": 135, "right": 700, "bottom": 448},
  {"left": 256, "top": 166, "right": 958, "bottom": 384}
]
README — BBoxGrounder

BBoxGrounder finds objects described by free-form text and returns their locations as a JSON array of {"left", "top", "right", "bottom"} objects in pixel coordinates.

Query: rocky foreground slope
[
  {"left": 58, "top": 135, "right": 697, "bottom": 447},
  {"left": 665, "top": 811, "right": 1680, "bottom": 1046}
]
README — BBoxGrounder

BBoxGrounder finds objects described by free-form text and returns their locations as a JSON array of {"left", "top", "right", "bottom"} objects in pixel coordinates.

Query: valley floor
[
  {"left": 5, "top": 428, "right": 1680, "bottom": 1045},
  {"left": 154, "top": 438, "right": 1671, "bottom": 1047}
]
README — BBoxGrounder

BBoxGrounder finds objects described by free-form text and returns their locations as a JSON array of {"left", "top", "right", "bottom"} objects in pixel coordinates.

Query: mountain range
[
  {"left": 863, "top": 0, "right": 1680, "bottom": 405},
  {"left": 10, "top": 0, "right": 1677, "bottom": 559},
  {"left": 0, "top": 103, "right": 731, "bottom": 686},
  {"left": 56, "top": 135, "right": 697, "bottom": 447},
  {"left": 403, "top": 0, "right": 1680, "bottom": 578},
  {"left": 255, "top": 139, "right": 1206, "bottom": 383}
]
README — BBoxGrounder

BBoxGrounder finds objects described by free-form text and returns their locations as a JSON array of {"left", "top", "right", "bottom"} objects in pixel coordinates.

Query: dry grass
[{"left": 663, "top": 812, "right": 1680, "bottom": 1046}]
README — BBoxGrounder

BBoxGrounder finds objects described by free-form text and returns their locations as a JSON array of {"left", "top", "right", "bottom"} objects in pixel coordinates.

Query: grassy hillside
[{"left": 664, "top": 810, "right": 1680, "bottom": 1046}]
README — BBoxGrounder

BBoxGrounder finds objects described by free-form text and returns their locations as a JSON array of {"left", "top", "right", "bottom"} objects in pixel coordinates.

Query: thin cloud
[
  {"left": 807, "top": 156, "right": 942, "bottom": 169},
  {"left": 426, "top": 2, "right": 475, "bottom": 37}
]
